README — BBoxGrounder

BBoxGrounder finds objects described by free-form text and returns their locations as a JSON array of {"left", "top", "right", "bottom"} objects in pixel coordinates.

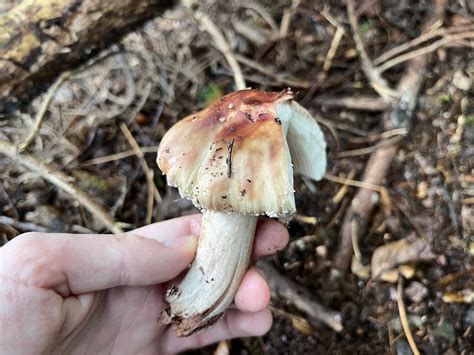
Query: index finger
[{"left": 134, "top": 215, "right": 289, "bottom": 257}]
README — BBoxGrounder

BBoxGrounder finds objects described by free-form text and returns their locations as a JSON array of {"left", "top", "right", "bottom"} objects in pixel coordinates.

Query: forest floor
[{"left": 0, "top": 1, "right": 473, "bottom": 354}]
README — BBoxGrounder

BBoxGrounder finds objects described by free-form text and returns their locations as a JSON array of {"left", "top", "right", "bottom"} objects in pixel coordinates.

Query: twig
[
  {"left": 279, "top": 8, "right": 292, "bottom": 38},
  {"left": 120, "top": 123, "right": 161, "bottom": 225},
  {"left": 189, "top": 8, "right": 246, "bottom": 90},
  {"left": 256, "top": 260, "right": 343, "bottom": 332},
  {"left": 0, "top": 181, "right": 19, "bottom": 219},
  {"left": 80, "top": 146, "right": 160, "bottom": 166},
  {"left": 0, "top": 140, "right": 122, "bottom": 234},
  {"left": 323, "top": 26, "right": 345, "bottom": 72},
  {"left": 294, "top": 214, "right": 318, "bottom": 225},
  {"left": 235, "top": 54, "right": 311, "bottom": 88},
  {"left": 397, "top": 279, "right": 420, "bottom": 355},
  {"left": 240, "top": 1, "right": 279, "bottom": 34},
  {"left": 346, "top": 0, "right": 398, "bottom": 101},
  {"left": 332, "top": 169, "right": 357, "bottom": 204},
  {"left": 226, "top": 139, "right": 235, "bottom": 178},
  {"left": 18, "top": 71, "right": 72, "bottom": 152},
  {"left": 374, "top": 24, "right": 474, "bottom": 65},
  {"left": 324, "top": 172, "right": 382, "bottom": 192},
  {"left": 314, "top": 95, "right": 389, "bottom": 112},
  {"left": 334, "top": 0, "right": 447, "bottom": 272},
  {"left": 351, "top": 219, "right": 362, "bottom": 261},
  {"left": 335, "top": 134, "right": 405, "bottom": 158},
  {"left": 377, "top": 31, "right": 474, "bottom": 73},
  {"left": 0, "top": 215, "right": 50, "bottom": 233}
]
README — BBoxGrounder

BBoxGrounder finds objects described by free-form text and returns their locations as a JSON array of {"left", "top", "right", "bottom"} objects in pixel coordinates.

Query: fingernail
[{"left": 161, "top": 234, "right": 197, "bottom": 249}]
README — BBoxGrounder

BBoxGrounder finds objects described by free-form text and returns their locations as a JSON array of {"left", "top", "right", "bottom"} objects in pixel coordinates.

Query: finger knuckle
[{"left": 2, "top": 232, "right": 59, "bottom": 286}]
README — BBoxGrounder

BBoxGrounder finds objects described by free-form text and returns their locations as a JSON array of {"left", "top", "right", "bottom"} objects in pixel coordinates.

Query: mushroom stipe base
[{"left": 160, "top": 211, "right": 258, "bottom": 337}]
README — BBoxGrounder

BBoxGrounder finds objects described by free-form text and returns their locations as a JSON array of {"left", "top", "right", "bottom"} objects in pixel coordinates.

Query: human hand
[{"left": 0, "top": 215, "right": 288, "bottom": 354}]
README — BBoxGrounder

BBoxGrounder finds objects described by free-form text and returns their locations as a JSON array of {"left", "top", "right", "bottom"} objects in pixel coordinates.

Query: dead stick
[
  {"left": 314, "top": 95, "right": 389, "bottom": 112},
  {"left": 377, "top": 31, "right": 474, "bottom": 73},
  {"left": 334, "top": 0, "right": 447, "bottom": 272},
  {"left": 0, "top": 215, "right": 50, "bottom": 233},
  {"left": 374, "top": 24, "right": 474, "bottom": 65},
  {"left": 256, "top": 260, "right": 343, "bottom": 332},
  {"left": 0, "top": 140, "right": 122, "bottom": 234},
  {"left": 120, "top": 123, "right": 161, "bottom": 225}
]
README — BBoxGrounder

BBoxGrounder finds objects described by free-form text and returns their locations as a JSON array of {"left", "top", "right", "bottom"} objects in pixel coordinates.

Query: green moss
[
  {"left": 198, "top": 83, "right": 224, "bottom": 105},
  {"left": 464, "top": 114, "right": 474, "bottom": 126},
  {"left": 438, "top": 93, "right": 451, "bottom": 104}
]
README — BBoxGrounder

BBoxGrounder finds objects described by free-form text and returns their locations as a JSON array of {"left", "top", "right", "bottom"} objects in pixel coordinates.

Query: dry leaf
[
  {"left": 442, "top": 290, "right": 473, "bottom": 304},
  {"left": 380, "top": 269, "right": 399, "bottom": 283},
  {"left": 434, "top": 272, "right": 462, "bottom": 288},
  {"left": 213, "top": 340, "right": 230, "bottom": 355},
  {"left": 371, "top": 239, "right": 436, "bottom": 280},
  {"left": 398, "top": 264, "right": 416, "bottom": 279},
  {"left": 290, "top": 315, "right": 315, "bottom": 336}
]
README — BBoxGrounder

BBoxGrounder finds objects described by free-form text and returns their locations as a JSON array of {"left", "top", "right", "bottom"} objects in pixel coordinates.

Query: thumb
[{"left": 2, "top": 231, "right": 198, "bottom": 295}]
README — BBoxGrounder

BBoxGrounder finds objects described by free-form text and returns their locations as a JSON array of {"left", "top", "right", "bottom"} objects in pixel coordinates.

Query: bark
[{"left": 0, "top": 0, "right": 173, "bottom": 110}]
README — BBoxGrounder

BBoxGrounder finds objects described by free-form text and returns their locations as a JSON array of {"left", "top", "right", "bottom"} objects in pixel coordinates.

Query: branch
[{"left": 256, "top": 260, "right": 343, "bottom": 332}]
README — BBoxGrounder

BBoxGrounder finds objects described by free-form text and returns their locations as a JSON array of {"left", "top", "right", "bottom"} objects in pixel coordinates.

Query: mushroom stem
[{"left": 161, "top": 210, "right": 258, "bottom": 336}]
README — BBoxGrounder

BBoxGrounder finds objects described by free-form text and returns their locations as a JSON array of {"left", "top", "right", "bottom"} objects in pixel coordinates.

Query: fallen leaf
[
  {"left": 213, "top": 340, "right": 230, "bottom": 355},
  {"left": 380, "top": 269, "right": 399, "bottom": 283},
  {"left": 371, "top": 239, "right": 436, "bottom": 280},
  {"left": 290, "top": 315, "right": 315, "bottom": 336},
  {"left": 434, "top": 272, "right": 462, "bottom": 288},
  {"left": 442, "top": 290, "right": 473, "bottom": 304},
  {"left": 398, "top": 264, "right": 416, "bottom": 279}
]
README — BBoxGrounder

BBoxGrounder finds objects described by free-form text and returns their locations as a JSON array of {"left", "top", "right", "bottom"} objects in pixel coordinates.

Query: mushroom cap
[{"left": 157, "top": 89, "right": 296, "bottom": 218}]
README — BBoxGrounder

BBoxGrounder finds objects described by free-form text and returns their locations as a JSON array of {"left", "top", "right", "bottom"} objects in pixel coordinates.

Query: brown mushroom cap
[{"left": 157, "top": 89, "right": 296, "bottom": 218}]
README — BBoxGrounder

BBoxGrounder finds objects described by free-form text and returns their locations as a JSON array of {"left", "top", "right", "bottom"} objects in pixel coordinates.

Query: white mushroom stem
[{"left": 161, "top": 210, "right": 258, "bottom": 336}]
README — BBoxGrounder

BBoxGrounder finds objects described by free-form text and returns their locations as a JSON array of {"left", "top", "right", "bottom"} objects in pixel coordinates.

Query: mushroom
[{"left": 157, "top": 89, "right": 326, "bottom": 336}]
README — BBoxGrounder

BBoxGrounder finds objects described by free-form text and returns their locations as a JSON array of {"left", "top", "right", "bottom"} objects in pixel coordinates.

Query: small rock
[
  {"left": 394, "top": 339, "right": 412, "bottom": 355},
  {"left": 406, "top": 281, "right": 429, "bottom": 303},
  {"left": 389, "top": 315, "right": 423, "bottom": 333},
  {"left": 463, "top": 308, "right": 474, "bottom": 327},
  {"left": 316, "top": 245, "right": 327, "bottom": 257},
  {"left": 432, "top": 321, "right": 456, "bottom": 345},
  {"left": 452, "top": 70, "right": 471, "bottom": 91}
]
